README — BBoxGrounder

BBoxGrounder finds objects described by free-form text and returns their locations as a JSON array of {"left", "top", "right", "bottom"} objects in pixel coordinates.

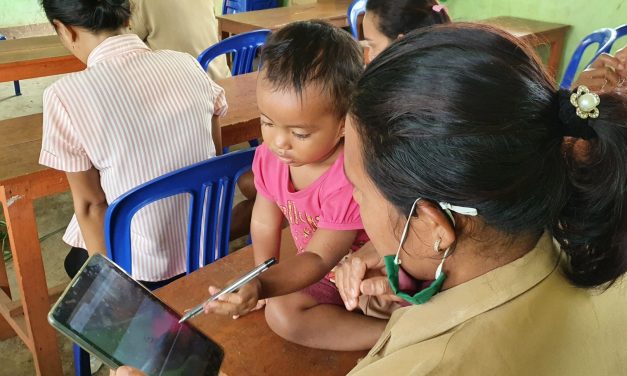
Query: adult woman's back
[
  {"left": 129, "top": 0, "right": 231, "bottom": 80},
  {"left": 39, "top": 0, "right": 226, "bottom": 283}
]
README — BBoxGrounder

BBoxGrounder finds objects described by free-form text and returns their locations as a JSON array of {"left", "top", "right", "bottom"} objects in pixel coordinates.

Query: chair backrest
[
  {"left": 560, "top": 28, "right": 617, "bottom": 89},
  {"left": 223, "top": 0, "right": 279, "bottom": 15},
  {"left": 615, "top": 24, "right": 627, "bottom": 38},
  {"left": 0, "top": 34, "right": 6, "bottom": 41},
  {"left": 105, "top": 148, "right": 256, "bottom": 275},
  {"left": 347, "top": 0, "right": 367, "bottom": 39},
  {"left": 198, "top": 29, "right": 271, "bottom": 76}
]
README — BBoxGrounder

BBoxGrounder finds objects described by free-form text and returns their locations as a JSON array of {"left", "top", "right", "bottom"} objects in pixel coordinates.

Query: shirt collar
[
  {"left": 380, "top": 232, "right": 560, "bottom": 352},
  {"left": 87, "top": 34, "right": 150, "bottom": 68}
]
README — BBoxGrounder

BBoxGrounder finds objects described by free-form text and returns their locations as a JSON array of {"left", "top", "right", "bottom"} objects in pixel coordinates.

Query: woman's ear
[
  {"left": 53, "top": 19, "right": 78, "bottom": 45},
  {"left": 415, "top": 200, "right": 456, "bottom": 251}
]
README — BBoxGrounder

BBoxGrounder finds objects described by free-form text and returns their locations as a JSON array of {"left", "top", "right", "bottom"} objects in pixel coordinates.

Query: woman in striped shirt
[{"left": 39, "top": 0, "right": 226, "bottom": 287}]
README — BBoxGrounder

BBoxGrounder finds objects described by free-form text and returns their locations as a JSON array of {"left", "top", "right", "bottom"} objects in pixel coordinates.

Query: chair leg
[
  {"left": 13, "top": 81, "right": 21, "bottom": 96},
  {"left": 73, "top": 344, "right": 91, "bottom": 376}
]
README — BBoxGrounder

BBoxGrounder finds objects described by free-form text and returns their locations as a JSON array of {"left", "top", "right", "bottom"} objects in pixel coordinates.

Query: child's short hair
[{"left": 260, "top": 20, "right": 364, "bottom": 118}]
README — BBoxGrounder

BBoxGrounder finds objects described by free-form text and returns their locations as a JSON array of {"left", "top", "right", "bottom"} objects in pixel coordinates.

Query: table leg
[
  {"left": 1, "top": 183, "right": 63, "bottom": 376},
  {"left": 0, "top": 249, "right": 16, "bottom": 340}
]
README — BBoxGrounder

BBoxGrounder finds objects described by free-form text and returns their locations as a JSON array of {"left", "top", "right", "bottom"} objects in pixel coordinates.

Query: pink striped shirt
[{"left": 39, "top": 34, "right": 227, "bottom": 281}]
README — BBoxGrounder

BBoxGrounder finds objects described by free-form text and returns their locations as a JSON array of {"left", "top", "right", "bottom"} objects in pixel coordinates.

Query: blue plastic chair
[
  {"left": 73, "top": 148, "right": 255, "bottom": 376},
  {"left": 0, "top": 35, "right": 22, "bottom": 96},
  {"left": 560, "top": 28, "right": 617, "bottom": 89},
  {"left": 199, "top": 30, "right": 270, "bottom": 152},
  {"left": 223, "top": 0, "right": 279, "bottom": 14},
  {"left": 613, "top": 24, "right": 627, "bottom": 48},
  {"left": 198, "top": 29, "right": 271, "bottom": 76},
  {"left": 347, "top": 0, "right": 367, "bottom": 39}
]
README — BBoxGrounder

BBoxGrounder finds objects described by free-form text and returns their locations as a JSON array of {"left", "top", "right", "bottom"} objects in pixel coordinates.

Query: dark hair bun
[{"left": 41, "top": 0, "right": 131, "bottom": 32}]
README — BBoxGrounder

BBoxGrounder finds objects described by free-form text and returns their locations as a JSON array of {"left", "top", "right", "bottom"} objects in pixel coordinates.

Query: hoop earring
[{"left": 433, "top": 238, "right": 442, "bottom": 253}]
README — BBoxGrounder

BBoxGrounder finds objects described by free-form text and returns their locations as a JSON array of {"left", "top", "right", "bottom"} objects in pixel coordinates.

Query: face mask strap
[
  {"left": 435, "top": 247, "right": 451, "bottom": 279},
  {"left": 394, "top": 198, "right": 422, "bottom": 265}
]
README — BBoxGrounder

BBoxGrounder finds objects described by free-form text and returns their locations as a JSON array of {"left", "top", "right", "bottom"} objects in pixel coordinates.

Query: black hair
[
  {"left": 260, "top": 20, "right": 364, "bottom": 118},
  {"left": 41, "top": 0, "right": 130, "bottom": 33},
  {"left": 350, "top": 23, "right": 627, "bottom": 288},
  {"left": 366, "top": 0, "right": 450, "bottom": 40}
]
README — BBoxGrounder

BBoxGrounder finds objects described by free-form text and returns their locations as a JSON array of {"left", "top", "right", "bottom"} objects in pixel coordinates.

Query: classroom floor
[{"left": 0, "top": 76, "right": 248, "bottom": 375}]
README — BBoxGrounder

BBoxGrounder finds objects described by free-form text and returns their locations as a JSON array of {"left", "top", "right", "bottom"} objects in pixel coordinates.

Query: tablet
[{"left": 48, "top": 254, "right": 224, "bottom": 376}]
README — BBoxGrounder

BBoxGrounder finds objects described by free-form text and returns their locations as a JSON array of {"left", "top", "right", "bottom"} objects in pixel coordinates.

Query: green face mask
[
  {"left": 383, "top": 198, "right": 476, "bottom": 305},
  {"left": 383, "top": 254, "right": 447, "bottom": 305}
]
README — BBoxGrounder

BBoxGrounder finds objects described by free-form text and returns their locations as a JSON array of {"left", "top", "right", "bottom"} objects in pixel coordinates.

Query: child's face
[{"left": 257, "top": 76, "right": 345, "bottom": 167}]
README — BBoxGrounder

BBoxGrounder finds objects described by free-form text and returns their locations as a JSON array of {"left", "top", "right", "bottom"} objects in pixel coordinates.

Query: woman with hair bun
[
  {"left": 336, "top": 23, "right": 627, "bottom": 375},
  {"left": 39, "top": 0, "right": 226, "bottom": 288}
]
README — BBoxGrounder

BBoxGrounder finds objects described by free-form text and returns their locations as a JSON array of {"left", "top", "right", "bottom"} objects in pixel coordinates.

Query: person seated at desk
[
  {"left": 204, "top": 21, "right": 391, "bottom": 351},
  {"left": 362, "top": 0, "right": 450, "bottom": 62},
  {"left": 129, "top": 0, "right": 230, "bottom": 81},
  {"left": 573, "top": 45, "right": 627, "bottom": 93},
  {"left": 335, "top": 24, "right": 627, "bottom": 375},
  {"left": 39, "top": 0, "right": 226, "bottom": 288}
]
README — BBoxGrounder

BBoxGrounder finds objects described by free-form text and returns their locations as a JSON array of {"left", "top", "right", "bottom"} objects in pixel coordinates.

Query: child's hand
[{"left": 203, "top": 279, "right": 262, "bottom": 318}]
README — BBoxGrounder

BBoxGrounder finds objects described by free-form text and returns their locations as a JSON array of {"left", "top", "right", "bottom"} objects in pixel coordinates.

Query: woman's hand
[
  {"left": 203, "top": 278, "right": 262, "bottom": 317},
  {"left": 114, "top": 366, "right": 146, "bottom": 376},
  {"left": 573, "top": 53, "right": 625, "bottom": 94},
  {"left": 335, "top": 242, "right": 398, "bottom": 311}
]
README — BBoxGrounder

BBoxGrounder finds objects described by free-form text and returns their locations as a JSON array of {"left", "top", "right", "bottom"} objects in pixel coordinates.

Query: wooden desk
[
  {"left": 0, "top": 35, "right": 85, "bottom": 82},
  {"left": 217, "top": 0, "right": 351, "bottom": 37},
  {"left": 481, "top": 16, "right": 571, "bottom": 78},
  {"left": 155, "top": 230, "right": 366, "bottom": 376},
  {"left": 0, "top": 72, "right": 261, "bottom": 376}
]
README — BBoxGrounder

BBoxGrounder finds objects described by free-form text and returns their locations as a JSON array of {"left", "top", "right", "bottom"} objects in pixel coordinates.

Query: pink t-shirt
[{"left": 253, "top": 144, "right": 369, "bottom": 254}]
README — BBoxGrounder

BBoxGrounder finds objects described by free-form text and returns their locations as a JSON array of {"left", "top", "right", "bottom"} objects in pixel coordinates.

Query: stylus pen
[{"left": 178, "top": 257, "right": 277, "bottom": 323}]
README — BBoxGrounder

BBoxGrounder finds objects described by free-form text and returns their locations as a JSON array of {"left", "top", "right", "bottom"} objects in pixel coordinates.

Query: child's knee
[{"left": 264, "top": 298, "right": 307, "bottom": 341}]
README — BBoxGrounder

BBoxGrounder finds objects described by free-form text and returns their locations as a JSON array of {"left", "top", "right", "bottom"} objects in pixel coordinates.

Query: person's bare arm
[
  {"left": 204, "top": 228, "right": 357, "bottom": 317},
  {"left": 250, "top": 193, "right": 284, "bottom": 265},
  {"left": 212, "top": 115, "right": 223, "bottom": 156},
  {"left": 66, "top": 168, "right": 108, "bottom": 255}
]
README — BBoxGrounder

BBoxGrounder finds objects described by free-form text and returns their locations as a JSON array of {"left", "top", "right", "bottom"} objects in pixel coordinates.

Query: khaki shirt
[
  {"left": 129, "top": 0, "right": 231, "bottom": 81},
  {"left": 349, "top": 233, "right": 627, "bottom": 375}
]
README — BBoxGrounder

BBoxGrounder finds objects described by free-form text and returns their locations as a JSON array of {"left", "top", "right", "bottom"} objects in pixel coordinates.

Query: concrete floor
[{"left": 0, "top": 75, "right": 249, "bottom": 375}]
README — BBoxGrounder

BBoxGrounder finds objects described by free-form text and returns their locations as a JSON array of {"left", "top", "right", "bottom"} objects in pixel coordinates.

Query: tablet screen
[{"left": 49, "top": 255, "right": 223, "bottom": 376}]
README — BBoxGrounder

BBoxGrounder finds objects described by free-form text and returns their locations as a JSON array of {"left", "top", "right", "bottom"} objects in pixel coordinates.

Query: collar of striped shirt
[{"left": 87, "top": 34, "right": 151, "bottom": 68}]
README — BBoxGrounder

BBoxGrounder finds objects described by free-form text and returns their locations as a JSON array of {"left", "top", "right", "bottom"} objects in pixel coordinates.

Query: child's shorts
[{"left": 301, "top": 278, "right": 402, "bottom": 319}]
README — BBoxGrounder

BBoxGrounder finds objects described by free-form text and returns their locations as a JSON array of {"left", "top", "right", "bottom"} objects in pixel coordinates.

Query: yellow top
[
  {"left": 129, "top": 0, "right": 231, "bottom": 81},
  {"left": 350, "top": 233, "right": 627, "bottom": 376}
]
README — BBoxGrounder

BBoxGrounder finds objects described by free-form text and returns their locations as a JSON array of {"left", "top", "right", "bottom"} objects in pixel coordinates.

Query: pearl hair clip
[{"left": 570, "top": 85, "right": 600, "bottom": 119}]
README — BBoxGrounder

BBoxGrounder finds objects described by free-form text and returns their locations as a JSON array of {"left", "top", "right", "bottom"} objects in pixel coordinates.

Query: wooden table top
[
  {"left": 480, "top": 16, "right": 570, "bottom": 39},
  {"left": 0, "top": 72, "right": 260, "bottom": 183},
  {"left": 217, "top": 0, "right": 351, "bottom": 34},
  {"left": 154, "top": 230, "right": 366, "bottom": 376},
  {"left": 0, "top": 35, "right": 85, "bottom": 82}
]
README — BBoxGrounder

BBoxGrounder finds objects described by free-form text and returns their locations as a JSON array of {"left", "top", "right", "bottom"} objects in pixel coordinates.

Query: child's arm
[
  {"left": 204, "top": 228, "right": 356, "bottom": 317},
  {"left": 250, "top": 193, "right": 284, "bottom": 265}
]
